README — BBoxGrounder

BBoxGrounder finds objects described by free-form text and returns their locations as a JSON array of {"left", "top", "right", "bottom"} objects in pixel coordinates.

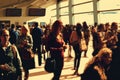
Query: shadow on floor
[{"left": 60, "top": 73, "right": 80, "bottom": 80}]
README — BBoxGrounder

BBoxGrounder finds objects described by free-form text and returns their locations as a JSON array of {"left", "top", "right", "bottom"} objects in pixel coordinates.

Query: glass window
[
  {"left": 60, "top": 16, "right": 69, "bottom": 25},
  {"left": 73, "top": 2, "right": 93, "bottom": 13},
  {"left": 73, "top": 0, "right": 92, "bottom": 4},
  {"left": 47, "top": 4, "right": 56, "bottom": 17},
  {"left": 60, "top": 7, "right": 68, "bottom": 15},
  {"left": 59, "top": 1, "right": 68, "bottom": 7},
  {"left": 74, "top": 13, "right": 94, "bottom": 25},
  {"left": 50, "top": 10, "right": 56, "bottom": 17},
  {"left": 98, "top": 0, "right": 120, "bottom": 10},
  {"left": 98, "top": 11, "right": 120, "bottom": 23},
  {"left": 51, "top": 17, "right": 57, "bottom": 24}
]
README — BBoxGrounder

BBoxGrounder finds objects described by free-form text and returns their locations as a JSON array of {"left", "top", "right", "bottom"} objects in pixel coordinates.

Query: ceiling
[{"left": 0, "top": 0, "right": 67, "bottom": 9}]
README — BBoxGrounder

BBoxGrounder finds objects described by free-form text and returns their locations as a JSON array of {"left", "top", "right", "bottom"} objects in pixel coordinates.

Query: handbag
[
  {"left": 80, "top": 38, "right": 87, "bottom": 51},
  {"left": 18, "top": 48, "right": 35, "bottom": 70},
  {"left": 44, "top": 57, "right": 56, "bottom": 73},
  {"left": 79, "top": 32, "right": 87, "bottom": 51}
]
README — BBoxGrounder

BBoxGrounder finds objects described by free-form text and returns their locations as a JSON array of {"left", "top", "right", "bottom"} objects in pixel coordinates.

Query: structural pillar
[
  {"left": 56, "top": 2, "right": 60, "bottom": 20},
  {"left": 93, "top": 0, "right": 98, "bottom": 24},
  {"left": 69, "top": 0, "right": 73, "bottom": 25}
]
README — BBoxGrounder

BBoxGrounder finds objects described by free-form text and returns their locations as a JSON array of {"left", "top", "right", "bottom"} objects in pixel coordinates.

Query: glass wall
[
  {"left": 98, "top": 0, "right": 120, "bottom": 24},
  {"left": 59, "top": 1, "right": 68, "bottom": 7},
  {"left": 98, "top": 0, "right": 120, "bottom": 10},
  {"left": 60, "top": 16, "right": 69, "bottom": 25},
  {"left": 48, "top": 0, "right": 120, "bottom": 26},
  {"left": 73, "top": 2, "right": 93, "bottom": 13},
  {"left": 74, "top": 13, "right": 94, "bottom": 25},
  {"left": 73, "top": 0, "right": 93, "bottom": 25},
  {"left": 47, "top": 4, "right": 57, "bottom": 24},
  {"left": 60, "top": 7, "right": 68, "bottom": 15},
  {"left": 98, "top": 11, "right": 120, "bottom": 23},
  {"left": 59, "top": 1, "right": 69, "bottom": 25}
]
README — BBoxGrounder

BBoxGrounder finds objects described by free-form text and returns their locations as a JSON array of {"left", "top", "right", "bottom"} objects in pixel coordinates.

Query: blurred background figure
[
  {"left": 80, "top": 47, "right": 112, "bottom": 80},
  {"left": 69, "top": 23, "right": 83, "bottom": 75},
  {"left": 82, "top": 21, "right": 90, "bottom": 57},
  {"left": 9, "top": 24, "right": 19, "bottom": 45},
  {"left": 31, "top": 22, "right": 43, "bottom": 66},
  {"left": 17, "top": 26, "right": 34, "bottom": 80}
]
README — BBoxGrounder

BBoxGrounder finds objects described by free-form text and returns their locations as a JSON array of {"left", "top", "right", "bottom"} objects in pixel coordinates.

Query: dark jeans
[
  {"left": 33, "top": 44, "right": 42, "bottom": 66},
  {"left": 73, "top": 43, "right": 82, "bottom": 71},
  {"left": 52, "top": 56, "right": 64, "bottom": 80}
]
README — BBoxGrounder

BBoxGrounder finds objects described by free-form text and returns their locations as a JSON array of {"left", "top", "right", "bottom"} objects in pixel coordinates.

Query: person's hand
[
  {"left": 0, "top": 64, "right": 11, "bottom": 71},
  {"left": 63, "top": 45, "right": 67, "bottom": 50}
]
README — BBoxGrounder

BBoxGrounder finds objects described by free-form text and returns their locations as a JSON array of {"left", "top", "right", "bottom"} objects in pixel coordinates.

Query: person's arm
[
  {"left": 69, "top": 31, "right": 74, "bottom": 44},
  {"left": 12, "top": 45, "right": 22, "bottom": 80}
]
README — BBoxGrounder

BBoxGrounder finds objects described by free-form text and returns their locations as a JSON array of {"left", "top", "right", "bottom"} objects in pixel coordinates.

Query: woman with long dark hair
[
  {"left": 47, "top": 20, "right": 67, "bottom": 80},
  {"left": 70, "top": 23, "right": 82, "bottom": 75}
]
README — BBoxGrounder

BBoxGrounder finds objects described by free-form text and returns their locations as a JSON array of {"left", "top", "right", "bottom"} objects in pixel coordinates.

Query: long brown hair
[{"left": 51, "top": 20, "right": 63, "bottom": 34}]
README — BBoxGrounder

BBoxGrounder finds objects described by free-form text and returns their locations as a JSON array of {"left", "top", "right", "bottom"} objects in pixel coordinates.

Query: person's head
[
  {"left": 52, "top": 20, "right": 63, "bottom": 34},
  {"left": 76, "top": 23, "right": 82, "bottom": 31},
  {"left": 97, "top": 23, "right": 105, "bottom": 32},
  {"left": 94, "top": 22, "right": 98, "bottom": 27},
  {"left": 11, "top": 24, "right": 15, "bottom": 29},
  {"left": 104, "top": 22, "right": 110, "bottom": 31},
  {"left": 96, "top": 48, "right": 112, "bottom": 65},
  {"left": 21, "top": 26, "right": 30, "bottom": 35},
  {"left": 76, "top": 23, "right": 82, "bottom": 37},
  {"left": 111, "top": 22, "right": 118, "bottom": 31},
  {"left": 33, "top": 22, "right": 38, "bottom": 27},
  {"left": 83, "top": 21, "right": 88, "bottom": 29},
  {"left": 0, "top": 29, "right": 10, "bottom": 46}
]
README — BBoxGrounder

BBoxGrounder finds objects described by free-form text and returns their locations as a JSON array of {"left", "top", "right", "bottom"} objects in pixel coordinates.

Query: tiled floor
[{"left": 22, "top": 37, "right": 94, "bottom": 80}]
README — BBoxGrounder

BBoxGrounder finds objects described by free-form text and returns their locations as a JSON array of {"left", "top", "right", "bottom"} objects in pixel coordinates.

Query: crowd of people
[{"left": 0, "top": 20, "right": 120, "bottom": 80}]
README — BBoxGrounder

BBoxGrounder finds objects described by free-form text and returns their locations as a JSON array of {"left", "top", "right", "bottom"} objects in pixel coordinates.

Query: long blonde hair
[
  {"left": 21, "top": 26, "right": 30, "bottom": 36},
  {"left": 84, "top": 48, "right": 112, "bottom": 70}
]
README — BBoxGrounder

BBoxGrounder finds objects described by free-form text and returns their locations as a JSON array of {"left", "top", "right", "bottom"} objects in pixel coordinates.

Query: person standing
[
  {"left": 0, "top": 29, "right": 22, "bottom": 80},
  {"left": 47, "top": 20, "right": 67, "bottom": 80},
  {"left": 82, "top": 21, "right": 90, "bottom": 57},
  {"left": 69, "top": 23, "right": 83, "bottom": 75},
  {"left": 31, "top": 22, "right": 43, "bottom": 66},
  {"left": 17, "top": 26, "right": 34, "bottom": 80},
  {"left": 9, "top": 24, "right": 19, "bottom": 45},
  {"left": 62, "top": 24, "right": 72, "bottom": 58},
  {"left": 106, "top": 22, "right": 119, "bottom": 80}
]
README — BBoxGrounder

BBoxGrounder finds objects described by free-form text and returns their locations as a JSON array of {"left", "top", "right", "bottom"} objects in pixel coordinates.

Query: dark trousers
[
  {"left": 73, "top": 44, "right": 82, "bottom": 70},
  {"left": 33, "top": 44, "right": 42, "bottom": 66},
  {"left": 52, "top": 57, "right": 64, "bottom": 80}
]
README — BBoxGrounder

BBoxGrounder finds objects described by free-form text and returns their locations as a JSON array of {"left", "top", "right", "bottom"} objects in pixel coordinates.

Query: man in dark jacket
[
  {"left": 9, "top": 24, "right": 19, "bottom": 45},
  {"left": 31, "top": 22, "right": 43, "bottom": 66}
]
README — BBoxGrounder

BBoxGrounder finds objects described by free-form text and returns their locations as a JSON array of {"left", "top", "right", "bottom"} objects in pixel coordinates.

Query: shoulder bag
[
  {"left": 79, "top": 32, "right": 87, "bottom": 51},
  {"left": 44, "top": 53, "right": 56, "bottom": 73}
]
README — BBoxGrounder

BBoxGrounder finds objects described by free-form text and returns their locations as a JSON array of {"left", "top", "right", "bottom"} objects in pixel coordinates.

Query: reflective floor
[{"left": 22, "top": 37, "right": 93, "bottom": 80}]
